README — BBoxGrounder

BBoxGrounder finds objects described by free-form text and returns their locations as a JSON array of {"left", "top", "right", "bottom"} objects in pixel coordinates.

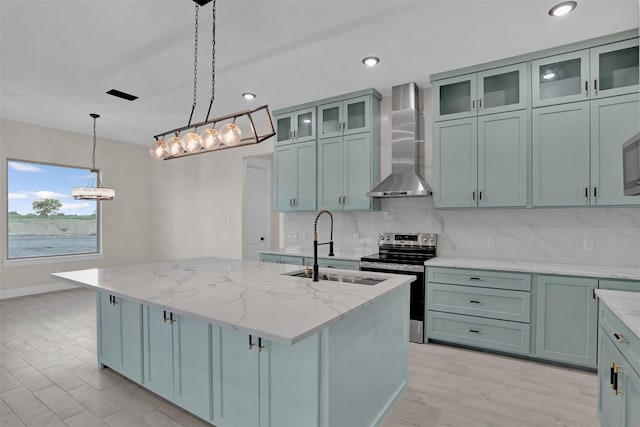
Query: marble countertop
[
  {"left": 53, "top": 257, "right": 411, "bottom": 345},
  {"left": 258, "top": 247, "right": 374, "bottom": 262},
  {"left": 425, "top": 257, "right": 640, "bottom": 281},
  {"left": 596, "top": 289, "right": 640, "bottom": 338}
]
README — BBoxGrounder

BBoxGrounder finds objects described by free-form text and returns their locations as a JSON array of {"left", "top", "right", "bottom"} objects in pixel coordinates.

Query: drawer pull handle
[
  {"left": 468, "top": 329, "right": 481, "bottom": 334},
  {"left": 613, "top": 333, "right": 629, "bottom": 344},
  {"left": 468, "top": 277, "right": 481, "bottom": 281},
  {"left": 469, "top": 300, "right": 482, "bottom": 304},
  {"left": 610, "top": 362, "right": 615, "bottom": 389},
  {"left": 613, "top": 364, "right": 624, "bottom": 395},
  {"left": 249, "top": 334, "right": 255, "bottom": 350}
]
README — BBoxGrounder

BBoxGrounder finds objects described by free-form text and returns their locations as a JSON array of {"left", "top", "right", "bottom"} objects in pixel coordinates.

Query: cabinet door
[
  {"left": 293, "top": 141, "right": 317, "bottom": 211},
  {"left": 433, "top": 118, "right": 477, "bottom": 208},
  {"left": 173, "top": 315, "right": 211, "bottom": 421},
  {"left": 343, "top": 133, "right": 372, "bottom": 210},
  {"left": 119, "top": 298, "right": 143, "bottom": 383},
  {"left": 274, "top": 114, "right": 294, "bottom": 145},
  {"left": 318, "top": 137, "right": 344, "bottom": 210},
  {"left": 143, "top": 305, "right": 175, "bottom": 401},
  {"left": 214, "top": 327, "right": 260, "bottom": 427},
  {"left": 318, "top": 101, "right": 343, "bottom": 139},
  {"left": 293, "top": 108, "right": 316, "bottom": 143},
  {"left": 532, "top": 102, "right": 590, "bottom": 207},
  {"left": 477, "top": 110, "right": 528, "bottom": 207},
  {"left": 433, "top": 73, "right": 477, "bottom": 121},
  {"left": 477, "top": 63, "right": 528, "bottom": 115},
  {"left": 591, "top": 93, "right": 640, "bottom": 206},
  {"left": 625, "top": 362, "right": 640, "bottom": 427},
  {"left": 97, "top": 292, "right": 121, "bottom": 370},
  {"left": 532, "top": 50, "right": 590, "bottom": 107},
  {"left": 591, "top": 38, "right": 639, "bottom": 99},
  {"left": 273, "top": 145, "right": 294, "bottom": 212},
  {"left": 260, "top": 254, "right": 281, "bottom": 263},
  {"left": 598, "top": 332, "right": 624, "bottom": 427},
  {"left": 535, "top": 275, "right": 597, "bottom": 368},
  {"left": 343, "top": 96, "right": 370, "bottom": 136}
]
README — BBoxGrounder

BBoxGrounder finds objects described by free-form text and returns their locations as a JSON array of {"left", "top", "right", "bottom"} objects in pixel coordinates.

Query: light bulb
[
  {"left": 165, "top": 136, "right": 183, "bottom": 156},
  {"left": 200, "top": 128, "right": 222, "bottom": 149},
  {"left": 149, "top": 140, "right": 167, "bottom": 160},
  {"left": 182, "top": 132, "right": 202, "bottom": 153},
  {"left": 220, "top": 123, "right": 242, "bottom": 146}
]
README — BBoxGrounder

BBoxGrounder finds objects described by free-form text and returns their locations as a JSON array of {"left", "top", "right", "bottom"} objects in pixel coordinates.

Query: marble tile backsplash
[{"left": 283, "top": 198, "right": 640, "bottom": 267}]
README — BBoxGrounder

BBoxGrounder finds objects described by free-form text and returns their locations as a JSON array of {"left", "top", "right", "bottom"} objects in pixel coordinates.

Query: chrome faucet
[{"left": 313, "top": 210, "right": 334, "bottom": 282}]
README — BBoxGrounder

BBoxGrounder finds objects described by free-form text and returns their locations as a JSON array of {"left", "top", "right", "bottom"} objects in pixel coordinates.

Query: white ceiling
[{"left": 1, "top": 0, "right": 638, "bottom": 146}]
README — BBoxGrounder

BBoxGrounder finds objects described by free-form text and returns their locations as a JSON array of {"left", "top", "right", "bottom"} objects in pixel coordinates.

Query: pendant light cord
[
  {"left": 90, "top": 114, "right": 104, "bottom": 188},
  {"left": 205, "top": 0, "right": 216, "bottom": 121},
  {"left": 187, "top": 4, "right": 199, "bottom": 126}
]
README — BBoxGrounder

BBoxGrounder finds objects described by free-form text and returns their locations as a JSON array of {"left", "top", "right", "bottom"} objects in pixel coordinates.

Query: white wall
[
  {"left": 0, "top": 119, "right": 155, "bottom": 295},
  {"left": 283, "top": 90, "right": 640, "bottom": 268}
]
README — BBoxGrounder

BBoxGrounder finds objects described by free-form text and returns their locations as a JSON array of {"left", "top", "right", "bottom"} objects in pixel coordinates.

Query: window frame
[{"left": 5, "top": 158, "right": 103, "bottom": 262}]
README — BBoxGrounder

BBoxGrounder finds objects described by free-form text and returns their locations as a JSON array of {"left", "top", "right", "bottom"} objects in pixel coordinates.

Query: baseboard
[{"left": 0, "top": 282, "right": 79, "bottom": 300}]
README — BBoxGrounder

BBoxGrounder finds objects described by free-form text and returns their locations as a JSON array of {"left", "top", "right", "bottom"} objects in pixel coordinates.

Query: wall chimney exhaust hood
[{"left": 368, "top": 83, "right": 432, "bottom": 197}]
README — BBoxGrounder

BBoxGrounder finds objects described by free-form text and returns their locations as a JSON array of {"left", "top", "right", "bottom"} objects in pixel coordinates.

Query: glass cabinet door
[
  {"left": 591, "top": 38, "right": 639, "bottom": 99},
  {"left": 318, "top": 101, "right": 343, "bottom": 139},
  {"left": 477, "top": 63, "right": 528, "bottom": 115},
  {"left": 532, "top": 50, "right": 590, "bottom": 107},
  {"left": 343, "top": 96, "right": 370, "bottom": 136},
  {"left": 294, "top": 108, "right": 315, "bottom": 143},
  {"left": 433, "top": 74, "right": 476, "bottom": 121},
  {"left": 275, "top": 115, "right": 293, "bottom": 144}
]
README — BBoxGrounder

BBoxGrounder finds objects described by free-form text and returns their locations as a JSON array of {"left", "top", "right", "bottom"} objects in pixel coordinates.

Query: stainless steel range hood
[{"left": 368, "top": 83, "right": 432, "bottom": 197}]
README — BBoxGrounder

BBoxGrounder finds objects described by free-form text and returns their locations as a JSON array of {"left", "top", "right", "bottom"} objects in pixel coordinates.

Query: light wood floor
[{"left": 0, "top": 288, "right": 599, "bottom": 427}]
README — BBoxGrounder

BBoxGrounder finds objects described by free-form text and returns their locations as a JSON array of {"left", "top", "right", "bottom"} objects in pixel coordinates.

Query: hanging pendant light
[
  {"left": 72, "top": 114, "right": 116, "bottom": 201},
  {"left": 150, "top": 0, "right": 275, "bottom": 160}
]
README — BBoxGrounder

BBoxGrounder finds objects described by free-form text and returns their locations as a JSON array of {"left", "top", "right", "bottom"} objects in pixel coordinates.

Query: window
[{"left": 7, "top": 160, "right": 100, "bottom": 260}]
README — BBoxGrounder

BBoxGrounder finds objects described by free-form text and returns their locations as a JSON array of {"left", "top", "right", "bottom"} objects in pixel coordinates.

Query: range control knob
[{"left": 385, "top": 235, "right": 391, "bottom": 241}]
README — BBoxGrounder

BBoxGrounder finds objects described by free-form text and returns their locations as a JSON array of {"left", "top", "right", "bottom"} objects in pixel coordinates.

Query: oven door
[{"left": 359, "top": 262, "right": 425, "bottom": 343}]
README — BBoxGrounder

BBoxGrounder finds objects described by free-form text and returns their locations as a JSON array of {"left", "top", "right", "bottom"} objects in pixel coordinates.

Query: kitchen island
[{"left": 53, "top": 257, "right": 412, "bottom": 427}]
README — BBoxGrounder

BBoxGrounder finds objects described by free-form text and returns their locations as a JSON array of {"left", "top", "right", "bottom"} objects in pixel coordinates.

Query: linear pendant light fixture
[
  {"left": 150, "top": 0, "right": 275, "bottom": 160},
  {"left": 72, "top": 114, "right": 116, "bottom": 201}
]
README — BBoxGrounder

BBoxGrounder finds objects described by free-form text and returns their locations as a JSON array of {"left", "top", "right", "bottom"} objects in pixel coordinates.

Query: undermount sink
[{"left": 284, "top": 270, "right": 385, "bottom": 286}]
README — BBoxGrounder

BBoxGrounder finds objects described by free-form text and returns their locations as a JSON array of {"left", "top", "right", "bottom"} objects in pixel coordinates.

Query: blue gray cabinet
[
  {"left": 318, "top": 95, "right": 371, "bottom": 139},
  {"left": 534, "top": 275, "right": 598, "bottom": 368},
  {"left": 532, "top": 39, "right": 639, "bottom": 107},
  {"left": 274, "top": 107, "right": 315, "bottom": 146},
  {"left": 433, "top": 110, "right": 528, "bottom": 208},
  {"left": 598, "top": 301, "right": 640, "bottom": 427},
  {"left": 97, "top": 292, "right": 143, "bottom": 383},
  {"left": 318, "top": 133, "right": 378, "bottom": 211},
  {"left": 303, "top": 257, "right": 359, "bottom": 271},
  {"left": 274, "top": 140, "right": 316, "bottom": 212},
  {"left": 259, "top": 254, "right": 304, "bottom": 265},
  {"left": 143, "top": 305, "right": 212, "bottom": 421}
]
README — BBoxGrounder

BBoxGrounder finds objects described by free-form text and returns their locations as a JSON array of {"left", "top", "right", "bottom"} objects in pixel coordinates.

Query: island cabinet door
[
  {"left": 143, "top": 305, "right": 175, "bottom": 402},
  {"left": 625, "top": 363, "right": 640, "bottom": 427},
  {"left": 118, "top": 298, "right": 143, "bottom": 383},
  {"left": 598, "top": 332, "right": 624, "bottom": 427},
  {"left": 97, "top": 292, "right": 121, "bottom": 370}
]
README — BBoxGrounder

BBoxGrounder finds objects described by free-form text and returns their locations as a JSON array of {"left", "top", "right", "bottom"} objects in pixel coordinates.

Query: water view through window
[{"left": 7, "top": 160, "right": 99, "bottom": 259}]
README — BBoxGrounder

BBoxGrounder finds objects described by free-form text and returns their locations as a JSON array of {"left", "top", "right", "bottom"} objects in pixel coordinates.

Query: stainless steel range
[{"left": 360, "top": 232, "right": 437, "bottom": 343}]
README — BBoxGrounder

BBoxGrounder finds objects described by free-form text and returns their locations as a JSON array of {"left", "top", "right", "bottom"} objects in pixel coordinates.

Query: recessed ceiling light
[
  {"left": 362, "top": 56, "right": 380, "bottom": 67},
  {"left": 549, "top": 1, "right": 577, "bottom": 16},
  {"left": 242, "top": 92, "right": 256, "bottom": 100}
]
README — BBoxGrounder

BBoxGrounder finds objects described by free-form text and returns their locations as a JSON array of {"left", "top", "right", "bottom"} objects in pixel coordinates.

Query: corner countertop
[
  {"left": 53, "top": 257, "right": 411, "bottom": 345},
  {"left": 596, "top": 289, "right": 640, "bottom": 338},
  {"left": 425, "top": 257, "right": 640, "bottom": 281},
  {"left": 258, "top": 248, "right": 374, "bottom": 262}
]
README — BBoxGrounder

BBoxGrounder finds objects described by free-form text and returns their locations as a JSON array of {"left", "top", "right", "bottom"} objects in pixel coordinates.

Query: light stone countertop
[
  {"left": 258, "top": 247, "right": 375, "bottom": 262},
  {"left": 53, "top": 257, "right": 411, "bottom": 345},
  {"left": 596, "top": 289, "right": 640, "bottom": 338},
  {"left": 425, "top": 257, "right": 640, "bottom": 281}
]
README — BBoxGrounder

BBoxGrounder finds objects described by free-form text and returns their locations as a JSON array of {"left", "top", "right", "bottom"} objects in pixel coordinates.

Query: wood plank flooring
[{"left": 0, "top": 288, "right": 599, "bottom": 427}]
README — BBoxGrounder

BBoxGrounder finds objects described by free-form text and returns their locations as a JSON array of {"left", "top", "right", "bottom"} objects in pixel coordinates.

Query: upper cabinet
[
  {"left": 318, "top": 95, "right": 371, "bottom": 139},
  {"left": 274, "top": 107, "right": 316, "bottom": 146},
  {"left": 532, "top": 39, "right": 639, "bottom": 107},
  {"left": 433, "top": 63, "right": 528, "bottom": 121}
]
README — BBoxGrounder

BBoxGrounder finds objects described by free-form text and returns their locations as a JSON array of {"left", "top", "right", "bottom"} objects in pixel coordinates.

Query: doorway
[{"left": 243, "top": 155, "right": 277, "bottom": 261}]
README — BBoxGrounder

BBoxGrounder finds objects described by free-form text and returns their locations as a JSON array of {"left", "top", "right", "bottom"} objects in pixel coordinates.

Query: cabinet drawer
[
  {"left": 427, "top": 267, "right": 531, "bottom": 291},
  {"left": 305, "top": 257, "right": 360, "bottom": 271},
  {"left": 599, "top": 279, "right": 640, "bottom": 292},
  {"left": 426, "top": 311, "right": 530, "bottom": 355},
  {"left": 600, "top": 303, "right": 640, "bottom": 374},
  {"left": 427, "top": 283, "right": 530, "bottom": 322}
]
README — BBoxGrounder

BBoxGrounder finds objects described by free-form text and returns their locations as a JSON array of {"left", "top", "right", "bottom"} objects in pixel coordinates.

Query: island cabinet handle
[
  {"left": 610, "top": 362, "right": 616, "bottom": 389},
  {"left": 258, "top": 337, "right": 265, "bottom": 352},
  {"left": 613, "top": 333, "right": 629, "bottom": 344},
  {"left": 613, "top": 364, "right": 624, "bottom": 395},
  {"left": 468, "top": 329, "right": 481, "bottom": 334},
  {"left": 249, "top": 335, "right": 255, "bottom": 350},
  {"left": 169, "top": 312, "right": 176, "bottom": 324},
  {"left": 468, "top": 277, "right": 482, "bottom": 281},
  {"left": 469, "top": 300, "right": 482, "bottom": 304}
]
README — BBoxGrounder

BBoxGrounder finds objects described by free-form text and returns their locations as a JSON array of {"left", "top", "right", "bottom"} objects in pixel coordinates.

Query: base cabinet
[
  {"left": 143, "top": 305, "right": 212, "bottom": 421},
  {"left": 534, "top": 275, "right": 597, "bottom": 368},
  {"left": 97, "top": 292, "right": 143, "bottom": 383}
]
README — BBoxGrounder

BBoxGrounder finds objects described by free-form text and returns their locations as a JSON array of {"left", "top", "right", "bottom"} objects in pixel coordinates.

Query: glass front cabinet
[
  {"left": 274, "top": 107, "right": 316, "bottom": 146},
  {"left": 317, "top": 96, "right": 370, "bottom": 139},
  {"left": 433, "top": 63, "right": 528, "bottom": 122},
  {"left": 532, "top": 38, "right": 639, "bottom": 107}
]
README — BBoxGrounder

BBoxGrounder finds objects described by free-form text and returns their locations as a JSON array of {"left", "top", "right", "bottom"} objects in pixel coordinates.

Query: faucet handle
[{"left": 328, "top": 241, "right": 335, "bottom": 257}]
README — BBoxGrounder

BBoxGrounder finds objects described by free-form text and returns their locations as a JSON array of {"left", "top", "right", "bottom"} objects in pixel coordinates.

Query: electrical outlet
[
  {"left": 583, "top": 238, "right": 594, "bottom": 251},
  {"left": 487, "top": 236, "right": 496, "bottom": 247}
]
